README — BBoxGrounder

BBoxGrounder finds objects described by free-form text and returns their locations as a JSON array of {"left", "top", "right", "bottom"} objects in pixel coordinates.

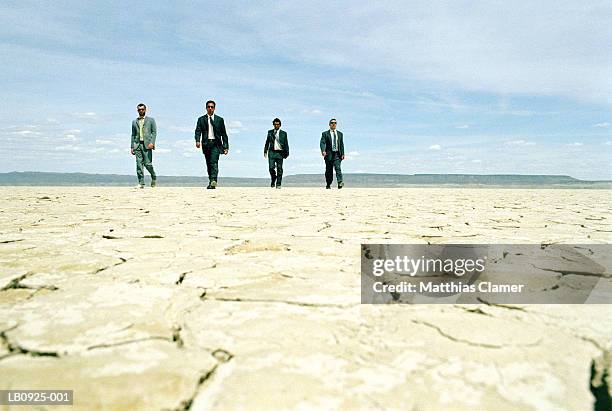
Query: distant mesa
[{"left": 0, "top": 171, "right": 610, "bottom": 188}]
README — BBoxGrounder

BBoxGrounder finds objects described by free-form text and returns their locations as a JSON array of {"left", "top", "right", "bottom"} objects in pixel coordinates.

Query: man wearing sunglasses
[
  {"left": 320, "top": 118, "right": 345, "bottom": 189},
  {"left": 130, "top": 103, "right": 157, "bottom": 188},
  {"left": 195, "top": 100, "right": 229, "bottom": 189}
]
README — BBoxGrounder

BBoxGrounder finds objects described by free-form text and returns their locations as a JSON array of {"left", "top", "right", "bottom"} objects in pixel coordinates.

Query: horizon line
[{"left": 2, "top": 171, "right": 612, "bottom": 182}]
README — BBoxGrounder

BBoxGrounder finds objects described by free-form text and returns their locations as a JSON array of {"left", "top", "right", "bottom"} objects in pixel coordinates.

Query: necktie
[
  {"left": 208, "top": 116, "right": 214, "bottom": 139},
  {"left": 333, "top": 131, "right": 337, "bottom": 151}
]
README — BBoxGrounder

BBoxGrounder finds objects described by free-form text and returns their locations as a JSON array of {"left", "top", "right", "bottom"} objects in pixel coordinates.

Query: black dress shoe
[
  {"left": 271, "top": 177, "right": 276, "bottom": 187},
  {"left": 206, "top": 185, "right": 213, "bottom": 189},
  {"left": 326, "top": 185, "right": 331, "bottom": 189},
  {"left": 338, "top": 181, "right": 344, "bottom": 189}
]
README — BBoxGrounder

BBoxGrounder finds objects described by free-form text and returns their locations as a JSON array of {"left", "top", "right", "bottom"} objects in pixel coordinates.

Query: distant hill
[{"left": 0, "top": 172, "right": 610, "bottom": 188}]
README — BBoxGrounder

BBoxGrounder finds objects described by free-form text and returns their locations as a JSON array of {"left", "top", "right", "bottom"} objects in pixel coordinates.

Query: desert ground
[{"left": 1, "top": 187, "right": 611, "bottom": 410}]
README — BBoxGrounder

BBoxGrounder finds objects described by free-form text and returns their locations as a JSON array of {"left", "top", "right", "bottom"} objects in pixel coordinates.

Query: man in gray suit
[
  {"left": 131, "top": 103, "right": 157, "bottom": 188},
  {"left": 320, "top": 118, "right": 345, "bottom": 189},
  {"left": 195, "top": 100, "right": 229, "bottom": 189},
  {"left": 264, "top": 118, "right": 289, "bottom": 189}
]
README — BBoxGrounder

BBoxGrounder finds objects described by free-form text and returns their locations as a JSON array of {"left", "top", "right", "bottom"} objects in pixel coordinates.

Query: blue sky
[{"left": 1, "top": 1, "right": 611, "bottom": 179}]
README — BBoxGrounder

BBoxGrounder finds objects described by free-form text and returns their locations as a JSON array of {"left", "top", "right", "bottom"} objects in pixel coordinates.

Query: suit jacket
[
  {"left": 131, "top": 117, "right": 157, "bottom": 150},
  {"left": 264, "top": 129, "right": 289, "bottom": 159},
  {"left": 320, "top": 130, "right": 344, "bottom": 161},
  {"left": 194, "top": 114, "right": 229, "bottom": 150}
]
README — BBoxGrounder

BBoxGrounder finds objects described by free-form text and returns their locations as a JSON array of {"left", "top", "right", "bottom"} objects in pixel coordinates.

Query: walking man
[
  {"left": 320, "top": 118, "right": 345, "bottom": 189},
  {"left": 264, "top": 118, "right": 289, "bottom": 189},
  {"left": 131, "top": 103, "right": 157, "bottom": 188},
  {"left": 195, "top": 100, "right": 229, "bottom": 189}
]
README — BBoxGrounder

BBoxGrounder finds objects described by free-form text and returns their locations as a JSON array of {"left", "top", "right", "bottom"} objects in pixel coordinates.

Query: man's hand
[
  {"left": 264, "top": 152, "right": 267, "bottom": 159},
  {"left": 223, "top": 149, "right": 229, "bottom": 155},
  {"left": 341, "top": 155, "right": 345, "bottom": 160},
  {"left": 147, "top": 143, "right": 154, "bottom": 149},
  {"left": 131, "top": 148, "right": 134, "bottom": 155},
  {"left": 196, "top": 142, "right": 201, "bottom": 149},
  {"left": 322, "top": 151, "right": 326, "bottom": 158}
]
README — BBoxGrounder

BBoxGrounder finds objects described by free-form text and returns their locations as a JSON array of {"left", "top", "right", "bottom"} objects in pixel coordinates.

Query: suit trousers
[
  {"left": 135, "top": 142, "right": 156, "bottom": 184},
  {"left": 325, "top": 151, "right": 343, "bottom": 186},
  {"left": 268, "top": 151, "right": 284, "bottom": 186},
  {"left": 203, "top": 139, "right": 220, "bottom": 182}
]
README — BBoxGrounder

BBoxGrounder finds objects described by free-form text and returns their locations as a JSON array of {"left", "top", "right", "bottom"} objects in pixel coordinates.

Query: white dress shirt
[
  {"left": 274, "top": 129, "right": 283, "bottom": 150},
  {"left": 330, "top": 129, "right": 338, "bottom": 151}
]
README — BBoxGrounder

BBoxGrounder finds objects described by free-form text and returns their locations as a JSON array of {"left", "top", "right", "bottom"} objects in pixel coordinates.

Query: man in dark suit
[
  {"left": 194, "top": 100, "right": 229, "bottom": 189},
  {"left": 320, "top": 118, "right": 345, "bottom": 189},
  {"left": 264, "top": 118, "right": 289, "bottom": 189}
]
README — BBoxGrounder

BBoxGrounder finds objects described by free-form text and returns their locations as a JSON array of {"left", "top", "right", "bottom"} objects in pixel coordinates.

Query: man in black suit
[
  {"left": 194, "top": 100, "right": 229, "bottom": 189},
  {"left": 320, "top": 118, "right": 345, "bottom": 189},
  {"left": 264, "top": 118, "right": 289, "bottom": 189}
]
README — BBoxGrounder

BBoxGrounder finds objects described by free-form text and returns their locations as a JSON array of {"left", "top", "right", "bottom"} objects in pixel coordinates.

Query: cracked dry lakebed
[{"left": 0, "top": 187, "right": 611, "bottom": 410}]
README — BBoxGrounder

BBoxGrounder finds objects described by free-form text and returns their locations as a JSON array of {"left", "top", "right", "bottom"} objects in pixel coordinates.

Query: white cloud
[
  {"left": 455, "top": 124, "right": 470, "bottom": 129},
  {"left": 55, "top": 145, "right": 81, "bottom": 152},
  {"left": 178, "top": 2, "right": 612, "bottom": 103},
  {"left": 605, "top": 141, "right": 612, "bottom": 146},
  {"left": 227, "top": 120, "right": 244, "bottom": 135},
  {"left": 11, "top": 130, "right": 41, "bottom": 136},
  {"left": 594, "top": 122, "right": 609, "bottom": 128},
  {"left": 168, "top": 126, "right": 194, "bottom": 133},
  {"left": 155, "top": 148, "right": 172, "bottom": 154},
  {"left": 228, "top": 120, "right": 243, "bottom": 128},
  {"left": 72, "top": 112, "right": 98, "bottom": 120},
  {"left": 348, "top": 151, "right": 360, "bottom": 156},
  {"left": 566, "top": 142, "right": 583, "bottom": 146},
  {"left": 506, "top": 139, "right": 535, "bottom": 146},
  {"left": 95, "top": 139, "right": 115, "bottom": 145},
  {"left": 472, "top": 159, "right": 482, "bottom": 163},
  {"left": 301, "top": 108, "right": 322, "bottom": 115},
  {"left": 429, "top": 144, "right": 441, "bottom": 150}
]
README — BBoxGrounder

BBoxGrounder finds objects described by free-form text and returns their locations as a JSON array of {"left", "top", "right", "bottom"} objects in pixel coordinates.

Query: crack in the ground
[
  {"left": 204, "top": 295, "right": 355, "bottom": 308},
  {"left": 94, "top": 257, "right": 129, "bottom": 274},
  {"left": 0, "top": 325, "right": 60, "bottom": 361},
  {"left": 87, "top": 336, "right": 170, "bottom": 351},
  {"left": 174, "top": 349, "right": 234, "bottom": 411},
  {"left": 88, "top": 324, "right": 186, "bottom": 351},
  {"left": 176, "top": 271, "right": 192, "bottom": 285},
  {"left": 411, "top": 319, "right": 541, "bottom": 349},
  {"left": 317, "top": 222, "right": 332, "bottom": 232},
  {"left": 529, "top": 263, "right": 609, "bottom": 278},
  {"left": 0, "top": 239, "right": 24, "bottom": 244},
  {"left": 1, "top": 273, "right": 59, "bottom": 293},
  {"left": 454, "top": 305, "right": 493, "bottom": 317},
  {"left": 172, "top": 325, "right": 184, "bottom": 348},
  {"left": 476, "top": 297, "right": 528, "bottom": 312}
]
